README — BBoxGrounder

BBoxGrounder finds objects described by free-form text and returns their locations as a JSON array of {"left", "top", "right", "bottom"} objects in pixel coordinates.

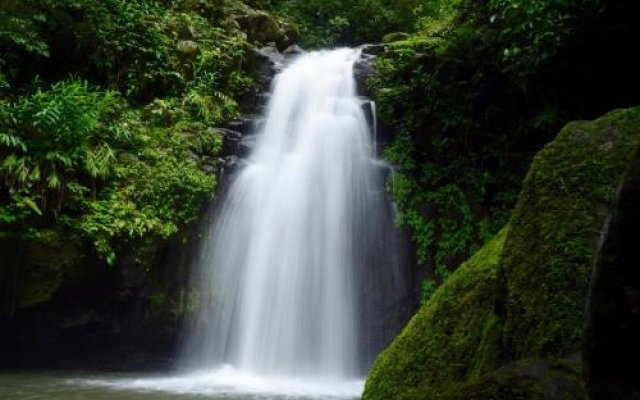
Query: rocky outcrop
[
  {"left": 0, "top": 232, "right": 84, "bottom": 314},
  {"left": 364, "top": 107, "right": 640, "bottom": 399},
  {"left": 354, "top": 45, "right": 384, "bottom": 97},
  {"left": 584, "top": 145, "right": 640, "bottom": 399}
]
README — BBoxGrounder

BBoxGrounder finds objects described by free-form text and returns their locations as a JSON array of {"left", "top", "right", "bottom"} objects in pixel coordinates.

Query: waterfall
[{"left": 182, "top": 48, "right": 411, "bottom": 390}]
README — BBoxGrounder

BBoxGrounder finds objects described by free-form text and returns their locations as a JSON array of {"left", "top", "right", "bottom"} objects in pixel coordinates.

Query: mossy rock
[
  {"left": 439, "top": 358, "right": 585, "bottom": 400},
  {"left": 281, "top": 21, "right": 300, "bottom": 44},
  {"left": 500, "top": 107, "right": 640, "bottom": 361},
  {"left": 363, "top": 228, "right": 509, "bottom": 400},
  {"left": 236, "top": 10, "right": 284, "bottom": 46},
  {"left": 5, "top": 230, "right": 85, "bottom": 310}
]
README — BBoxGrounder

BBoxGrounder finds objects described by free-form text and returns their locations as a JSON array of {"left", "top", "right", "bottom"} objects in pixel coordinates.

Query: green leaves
[
  {"left": 0, "top": 10, "right": 50, "bottom": 58},
  {"left": 0, "top": 0, "right": 262, "bottom": 267},
  {"left": 265, "top": 0, "right": 429, "bottom": 46},
  {"left": 74, "top": 145, "right": 216, "bottom": 264},
  {"left": 1, "top": 78, "right": 120, "bottom": 193},
  {"left": 489, "top": 0, "right": 601, "bottom": 79},
  {"left": 0, "top": 133, "right": 26, "bottom": 151},
  {"left": 85, "top": 144, "right": 116, "bottom": 179},
  {"left": 0, "top": 78, "right": 123, "bottom": 235},
  {"left": 0, "top": 73, "right": 221, "bottom": 262}
]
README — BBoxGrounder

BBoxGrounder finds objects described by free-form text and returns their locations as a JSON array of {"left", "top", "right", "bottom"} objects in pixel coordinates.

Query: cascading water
[{"left": 181, "top": 48, "right": 412, "bottom": 397}]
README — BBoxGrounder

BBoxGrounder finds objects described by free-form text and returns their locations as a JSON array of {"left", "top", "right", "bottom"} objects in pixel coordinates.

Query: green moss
[
  {"left": 363, "top": 227, "right": 509, "bottom": 400},
  {"left": 500, "top": 107, "right": 640, "bottom": 361}
]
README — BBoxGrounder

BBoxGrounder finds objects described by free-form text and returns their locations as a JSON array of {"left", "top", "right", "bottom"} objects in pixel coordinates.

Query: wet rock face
[
  {"left": 353, "top": 45, "right": 384, "bottom": 97},
  {"left": 0, "top": 235, "right": 190, "bottom": 370},
  {"left": 353, "top": 46, "right": 395, "bottom": 149},
  {"left": 584, "top": 148, "right": 640, "bottom": 400}
]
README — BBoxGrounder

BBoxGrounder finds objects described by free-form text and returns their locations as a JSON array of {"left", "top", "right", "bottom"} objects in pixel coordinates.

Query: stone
[
  {"left": 283, "top": 44, "right": 305, "bottom": 56},
  {"left": 176, "top": 40, "right": 199, "bottom": 58},
  {"left": 236, "top": 10, "right": 283, "bottom": 46}
]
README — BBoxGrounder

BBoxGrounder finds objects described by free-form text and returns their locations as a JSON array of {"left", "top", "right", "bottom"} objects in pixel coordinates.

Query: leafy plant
[
  {"left": 0, "top": 79, "right": 122, "bottom": 217},
  {"left": 489, "top": 0, "right": 602, "bottom": 79}
]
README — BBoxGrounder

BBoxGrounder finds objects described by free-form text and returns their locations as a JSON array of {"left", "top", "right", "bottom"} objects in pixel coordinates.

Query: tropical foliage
[{"left": 0, "top": 0, "right": 262, "bottom": 264}]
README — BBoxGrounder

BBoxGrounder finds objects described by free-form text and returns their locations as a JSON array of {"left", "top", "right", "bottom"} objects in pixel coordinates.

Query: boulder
[
  {"left": 176, "top": 40, "right": 199, "bottom": 58},
  {"left": 282, "top": 44, "right": 305, "bottom": 56},
  {"left": 500, "top": 108, "right": 640, "bottom": 362},
  {"left": 236, "top": 10, "right": 284, "bottom": 47}
]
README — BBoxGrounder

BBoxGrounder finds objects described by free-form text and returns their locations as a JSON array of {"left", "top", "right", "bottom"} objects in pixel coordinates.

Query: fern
[
  {"left": 0, "top": 133, "right": 26, "bottom": 151},
  {"left": 0, "top": 78, "right": 122, "bottom": 215},
  {"left": 183, "top": 88, "right": 238, "bottom": 124}
]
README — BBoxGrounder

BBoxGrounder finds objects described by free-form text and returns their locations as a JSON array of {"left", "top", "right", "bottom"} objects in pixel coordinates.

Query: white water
[
  {"left": 72, "top": 367, "right": 363, "bottom": 399},
  {"left": 176, "top": 48, "right": 411, "bottom": 398}
]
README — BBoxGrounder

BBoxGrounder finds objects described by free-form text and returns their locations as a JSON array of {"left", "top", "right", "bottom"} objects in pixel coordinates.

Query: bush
[{"left": 0, "top": 79, "right": 123, "bottom": 224}]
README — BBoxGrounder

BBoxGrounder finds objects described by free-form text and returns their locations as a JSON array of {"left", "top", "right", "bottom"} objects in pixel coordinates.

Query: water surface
[{"left": 0, "top": 368, "right": 362, "bottom": 399}]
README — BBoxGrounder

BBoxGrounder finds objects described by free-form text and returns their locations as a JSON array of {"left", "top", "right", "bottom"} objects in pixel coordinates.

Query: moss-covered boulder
[
  {"left": 500, "top": 108, "right": 640, "bottom": 362},
  {"left": 364, "top": 107, "right": 640, "bottom": 399},
  {"left": 364, "top": 228, "right": 508, "bottom": 399}
]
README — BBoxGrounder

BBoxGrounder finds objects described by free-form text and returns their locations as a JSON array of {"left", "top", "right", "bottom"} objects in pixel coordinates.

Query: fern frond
[{"left": 0, "top": 132, "right": 27, "bottom": 151}]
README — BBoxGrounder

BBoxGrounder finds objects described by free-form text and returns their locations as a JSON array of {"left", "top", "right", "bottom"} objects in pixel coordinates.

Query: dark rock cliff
[{"left": 584, "top": 145, "right": 640, "bottom": 400}]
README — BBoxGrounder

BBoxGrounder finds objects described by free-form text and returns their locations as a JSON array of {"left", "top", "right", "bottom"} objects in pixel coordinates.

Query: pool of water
[{"left": 0, "top": 367, "right": 363, "bottom": 400}]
